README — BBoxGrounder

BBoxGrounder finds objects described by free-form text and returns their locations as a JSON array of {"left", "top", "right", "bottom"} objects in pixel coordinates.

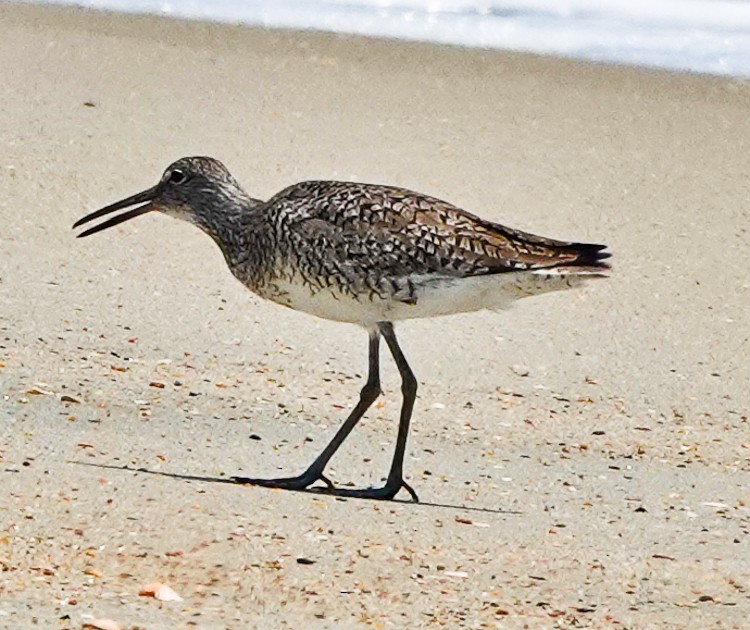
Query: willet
[{"left": 74, "top": 156, "right": 610, "bottom": 501}]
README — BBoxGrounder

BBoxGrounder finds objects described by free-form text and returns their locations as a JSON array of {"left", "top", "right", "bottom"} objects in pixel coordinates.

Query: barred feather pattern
[{"left": 216, "top": 179, "right": 607, "bottom": 314}]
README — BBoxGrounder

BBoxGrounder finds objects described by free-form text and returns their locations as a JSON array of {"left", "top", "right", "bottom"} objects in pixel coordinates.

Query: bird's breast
[{"left": 252, "top": 273, "right": 393, "bottom": 325}]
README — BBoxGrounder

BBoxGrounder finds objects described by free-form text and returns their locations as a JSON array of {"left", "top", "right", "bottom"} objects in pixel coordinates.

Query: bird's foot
[
  {"left": 324, "top": 477, "right": 419, "bottom": 502},
  {"left": 234, "top": 470, "right": 418, "bottom": 502},
  {"left": 232, "top": 468, "right": 334, "bottom": 492}
]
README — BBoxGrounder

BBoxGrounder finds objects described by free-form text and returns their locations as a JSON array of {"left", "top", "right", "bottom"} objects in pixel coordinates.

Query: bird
[{"left": 73, "top": 156, "right": 610, "bottom": 502}]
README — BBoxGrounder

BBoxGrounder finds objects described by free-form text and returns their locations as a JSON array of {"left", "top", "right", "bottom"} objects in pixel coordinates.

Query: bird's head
[{"left": 73, "top": 156, "right": 247, "bottom": 237}]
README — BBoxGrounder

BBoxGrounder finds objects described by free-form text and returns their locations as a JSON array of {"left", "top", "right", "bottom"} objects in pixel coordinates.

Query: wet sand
[{"left": 1, "top": 2, "right": 749, "bottom": 627}]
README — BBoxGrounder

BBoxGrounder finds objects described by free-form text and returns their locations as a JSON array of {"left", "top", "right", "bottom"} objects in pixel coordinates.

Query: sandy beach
[{"left": 1, "top": 2, "right": 749, "bottom": 627}]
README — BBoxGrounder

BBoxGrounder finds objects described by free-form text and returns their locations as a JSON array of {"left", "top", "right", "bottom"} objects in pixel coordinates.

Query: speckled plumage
[
  {"left": 74, "top": 156, "right": 610, "bottom": 501},
  {"left": 240, "top": 178, "right": 609, "bottom": 324}
]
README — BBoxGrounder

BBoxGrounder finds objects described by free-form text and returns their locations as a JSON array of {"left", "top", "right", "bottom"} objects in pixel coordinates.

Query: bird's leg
[
  {"left": 233, "top": 329, "right": 382, "bottom": 491},
  {"left": 378, "top": 322, "right": 419, "bottom": 501},
  {"left": 325, "top": 322, "right": 419, "bottom": 502}
]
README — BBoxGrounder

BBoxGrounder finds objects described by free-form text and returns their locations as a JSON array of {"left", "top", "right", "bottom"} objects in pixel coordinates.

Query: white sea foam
[{"left": 19, "top": 0, "right": 750, "bottom": 77}]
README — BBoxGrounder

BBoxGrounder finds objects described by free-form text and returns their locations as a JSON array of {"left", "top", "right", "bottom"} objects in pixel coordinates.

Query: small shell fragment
[
  {"left": 83, "top": 620, "right": 122, "bottom": 630},
  {"left": 26, "top": 387, "right": 53, "bottom": 396},
  {"left": 139, "top": 582, "right": 183, "bottom": 601}
]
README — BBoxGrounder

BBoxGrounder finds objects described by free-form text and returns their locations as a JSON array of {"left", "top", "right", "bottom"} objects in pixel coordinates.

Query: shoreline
[
  {"left": 6, "top": 0, "right": 748, "bottom": 83},
  {"left": 12, "top": 0, "right": 750, "bottom": 79}
]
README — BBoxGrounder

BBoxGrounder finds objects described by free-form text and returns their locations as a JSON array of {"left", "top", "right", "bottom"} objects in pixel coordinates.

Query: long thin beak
[{"left": 73, "top": 185, "right": 159, "bottom": 238}]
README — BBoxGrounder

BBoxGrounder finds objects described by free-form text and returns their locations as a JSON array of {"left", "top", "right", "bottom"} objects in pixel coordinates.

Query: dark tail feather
[
  {"left": 529, "top": 242, "right": 612, "bottom": 277},
  {"left": 568, "top": 242, "right": 611, "bottom": 269}
]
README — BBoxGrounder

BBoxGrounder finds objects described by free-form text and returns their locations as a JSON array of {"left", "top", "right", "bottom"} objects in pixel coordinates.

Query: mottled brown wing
[{"left": 276, "top": 181, "right": 609, "bottom": 277}]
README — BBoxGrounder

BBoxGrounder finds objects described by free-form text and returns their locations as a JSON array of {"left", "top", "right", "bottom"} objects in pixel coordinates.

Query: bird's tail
[{"left": 533, "top": 242, "right": 611, "bottom": 277}]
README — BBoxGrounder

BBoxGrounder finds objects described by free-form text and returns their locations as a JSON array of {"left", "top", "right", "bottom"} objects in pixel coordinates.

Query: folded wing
[{"left": 272, "top": 181, "right": 610, "bottom": 280}]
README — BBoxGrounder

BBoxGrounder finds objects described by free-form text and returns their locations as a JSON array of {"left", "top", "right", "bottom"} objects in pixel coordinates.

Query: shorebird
[{"left": 73, "top": 157, "right": 610, "bottom": 502}]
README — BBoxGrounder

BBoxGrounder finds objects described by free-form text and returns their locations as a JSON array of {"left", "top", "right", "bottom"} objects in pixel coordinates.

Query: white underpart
[{"left": 257, "top": 268, "right": 605, "bottom": 326}]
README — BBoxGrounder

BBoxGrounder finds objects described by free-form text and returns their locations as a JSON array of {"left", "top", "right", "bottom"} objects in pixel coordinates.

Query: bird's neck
[{"left": 196, "top": 197, "right": 275, "bottom": 278}]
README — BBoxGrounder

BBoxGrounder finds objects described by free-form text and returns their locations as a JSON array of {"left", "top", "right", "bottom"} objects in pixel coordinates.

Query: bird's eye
[{"left": 168, "top": 169, "right": 188, "bottom": 184}]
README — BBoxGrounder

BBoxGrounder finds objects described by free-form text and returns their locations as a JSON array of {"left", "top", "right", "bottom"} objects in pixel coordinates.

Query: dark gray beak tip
[{"left": 73, "top": 185, "right": 159, "bottom": 238}]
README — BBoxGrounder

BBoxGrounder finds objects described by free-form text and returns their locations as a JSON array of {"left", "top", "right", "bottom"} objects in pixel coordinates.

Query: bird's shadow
[{"left": 72, "top": 461, "right": 521, "bottom": 516}]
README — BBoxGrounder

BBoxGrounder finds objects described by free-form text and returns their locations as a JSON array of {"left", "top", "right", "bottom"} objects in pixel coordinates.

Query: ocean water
[{"left": 20, "top": 0, "right": 750, "bottom": 77}]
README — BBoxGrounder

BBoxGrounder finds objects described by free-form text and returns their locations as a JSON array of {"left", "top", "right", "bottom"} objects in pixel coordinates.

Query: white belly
[{"left": 252, "top": 269, "right": 593, "bottom": 327}]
